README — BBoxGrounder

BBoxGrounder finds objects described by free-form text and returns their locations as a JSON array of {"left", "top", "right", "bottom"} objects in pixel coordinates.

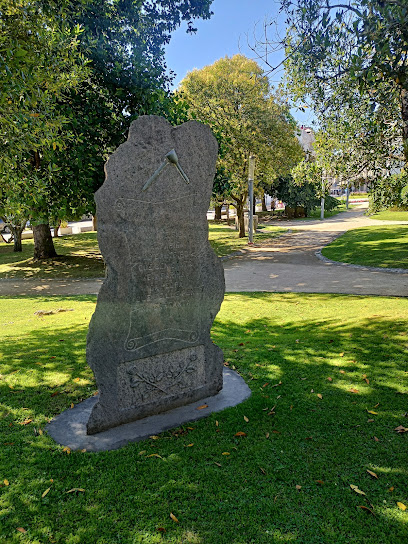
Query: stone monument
[{"left": 86, "top": 115, "right": 225, "bottom": 434}]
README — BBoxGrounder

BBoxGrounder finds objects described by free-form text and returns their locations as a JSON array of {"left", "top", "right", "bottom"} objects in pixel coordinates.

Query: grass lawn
[
  {"left": 369, "top": 210, "right": 408, "bottom": 222},
  {"left": 0, "top": 224, "right": 285, "bottom": 280},
  {"left": 306, "top": 203, "right": 355, "bottom": 220},
  {"left": 208, "top": 223, "right": 285, "bottom": 257},
  {"left": 321, "top": 226, "right": 408, "bottom": 269},
  {"left": 1, "top": 293, "right": 407, "bottom": 543}
]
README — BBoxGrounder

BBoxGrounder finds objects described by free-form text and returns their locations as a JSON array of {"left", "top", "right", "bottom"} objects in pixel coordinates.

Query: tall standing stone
[{"left": 86, "top": 116, "right": 225, "bottom": 434}]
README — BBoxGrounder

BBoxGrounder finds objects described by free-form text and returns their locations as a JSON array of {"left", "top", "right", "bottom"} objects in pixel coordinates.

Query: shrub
[{"left": 368, "top": 172, "right": 408, "bottom": 213}]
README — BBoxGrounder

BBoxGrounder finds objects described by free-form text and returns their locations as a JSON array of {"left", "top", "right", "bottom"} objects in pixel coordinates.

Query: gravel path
[
  {"left": 223, "top": 205, "right": 408, "bottom": 296},
  {"left": 0, "top": 205, "right": 407, "bottom": 297}
]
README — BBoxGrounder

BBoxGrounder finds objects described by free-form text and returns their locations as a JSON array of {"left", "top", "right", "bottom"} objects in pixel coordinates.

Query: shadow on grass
[
  {"left": 1, "top": 296, "right": 407, "bottom": 542},
  {"left": 0, "top": 233, "right": 105, "bottom": 279}
]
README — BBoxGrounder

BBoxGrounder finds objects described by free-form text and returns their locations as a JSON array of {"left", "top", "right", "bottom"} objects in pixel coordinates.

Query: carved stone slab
[{"left": 86, "top": 116, "right": 225, "bottom": 434}]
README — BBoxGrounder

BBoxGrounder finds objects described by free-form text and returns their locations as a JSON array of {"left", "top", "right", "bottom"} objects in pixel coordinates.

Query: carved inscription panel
[{"left": 118, "top": 345, "right": 205, "bottom": 409}]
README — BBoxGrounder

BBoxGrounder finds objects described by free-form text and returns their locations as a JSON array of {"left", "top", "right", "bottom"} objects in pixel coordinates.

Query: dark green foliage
[
  {"left": 51, "top": 0, "right": 215, "bottom": 217},
  {"left": 271, "top": 175, "right": 320, "bottom": 215},
  {"left": 368, "top": 173, "right": 408, "bottom": 213},
  {"left": 324, "top": 195, "right": 341, "bottom": 212}
]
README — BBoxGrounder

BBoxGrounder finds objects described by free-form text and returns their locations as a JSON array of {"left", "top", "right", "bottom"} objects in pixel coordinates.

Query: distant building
[
  {"left": 296, "top": 126, "right": 369, "bottom": 194},
  {"left": 296, "top": 126, "right": 315, "bottom": 158}
]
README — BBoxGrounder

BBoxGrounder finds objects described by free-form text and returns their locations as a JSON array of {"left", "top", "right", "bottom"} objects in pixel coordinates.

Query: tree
[
  {"left": 179, "top": 54, "right": 303, "bottom": 236},
  {"left": 0, "top": 0, "right": 89, "bottom": 256},
  {"left": 259, "top": 1, "right": 408, "bottom": 167},
  {"left": 1, "top": 0, "right": 214, "bottom": 258}
]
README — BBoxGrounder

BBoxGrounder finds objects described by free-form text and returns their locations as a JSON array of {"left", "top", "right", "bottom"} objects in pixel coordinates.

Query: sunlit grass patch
[{"left": 321, "top": 225, "right": 408, "bottom": 268}]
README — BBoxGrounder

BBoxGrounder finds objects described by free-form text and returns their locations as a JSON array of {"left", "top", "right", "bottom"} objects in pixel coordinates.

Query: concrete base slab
[{"left": 46, "top": 368, "right": 250, "bottom": 452}]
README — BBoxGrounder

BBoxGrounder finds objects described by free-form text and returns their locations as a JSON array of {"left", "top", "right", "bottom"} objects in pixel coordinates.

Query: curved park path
[
  {"left": 224, "top": 204, "right": 408, "bottom": 297},
  {"left": 0, "top": 205, "right": 407, "bottom": 297}
]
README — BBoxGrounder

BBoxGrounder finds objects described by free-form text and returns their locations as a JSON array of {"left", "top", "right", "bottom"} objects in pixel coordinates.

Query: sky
[{"left": 164, "top": 0, "right": 315, "bottom": 126}]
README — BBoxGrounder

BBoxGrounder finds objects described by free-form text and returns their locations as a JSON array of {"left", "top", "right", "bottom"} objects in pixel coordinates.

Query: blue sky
[{"left": 164, "top": 0, "right": 315, "bottom": 126}]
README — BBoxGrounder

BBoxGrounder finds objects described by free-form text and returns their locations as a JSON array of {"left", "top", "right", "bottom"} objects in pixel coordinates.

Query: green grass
[
  {"left": 305, "top": 203, "right": 356, "bottom": 220},
  {"left": 321, "top": 226, "right": 408, "bottom": 269},
  {"left": 0, "top": 233, "right": 104, "bottom": 279},
  {"left": 0, "top": 224, "right": 285, "bottom": 279},
  {"left": 208, "top": 223, "right": 285, "bottom": 257},
  {"left": 1, "top": 293, "right": 408, "bottom": 543},
  {"left": 370, "top": 210, "right": 408, "bottom": 222}
]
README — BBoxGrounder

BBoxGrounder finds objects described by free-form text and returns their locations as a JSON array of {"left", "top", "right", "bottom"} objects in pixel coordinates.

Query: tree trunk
[
  {"left": 214, "top": 205, "right": 222, "bottom": 220},
  {"left": 10, "top": 224, "right": 25, "bottom": 252},
  {"left": 235, "top": 201, "right": 245, "bottom": 238},
  {"left": 53, "top": 219, "right": 61, "bottom": 238},
  {"left": 92, "top": 215, "right": 97, "bottom": 231},
  {"left": 33, "top": 224, "right": 57, "bottom": 260},
  {"left": 226, "top": 204, "right": 230, "bottom": 225},
  {"left": 261, "top": 194, "right": 268, "bottom": 212},
  {"left": 400, "top": 86, "right": 408, "bottom": 163}
]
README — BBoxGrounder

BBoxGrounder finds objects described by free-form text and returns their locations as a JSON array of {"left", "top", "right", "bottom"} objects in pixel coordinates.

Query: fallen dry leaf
[
  {"left": 374, "top": 403, "right": 380, "bottom": 408},
  {"left": 327, "top": 377, "right": 333, "bottom": 382},
  {"left": 214, "top": 462, "right": 222, "bottom": 467},
  {"left": 295, "top": 485, "right": 302, "bottom": 490},
  {"left": 149, "top": 435, "right": 159, "bottom": 440},
  {"left": 374, "top": 436, "right": 379, "bottom": 442},
  {"left": 366, "top": 470, "right": 378, "bottom": 479},
  {"left": 339, "top": 352, "right": 344, "bottom": 357},
  {"left": 389, "top": 487, "right": 395, "bottom": 492},
  {"left": 357, "top": 506, "right": 375, "bottom": 516},
  {"left": 20, "top": 419, "right": 32, "bottom": 425},
  {"left": 170, "top": 513, "right": 179, "bottom": 523},
  {"left": 339, "top": 370, "right": 346, "bottom": 374},
  {"left": 317, "top": 394, "right": 323, "bottom": 399},
  {"left": 186, "top": 443, "right": 194, "bottom": 447},
  {"left": 315, "top": 480, "right": 324, "bottom": 485},
  {"left": 38, "top": 428, "right": 43, "bottom": 436},
  {"left": 235, "top": 431, "right": 246, "bottom": 437},
  {"left": 260, "top": 467, "right": 266, "bottom": 475},
  {"left": 350, "top": 484, "right": 366, "bottom": 496},
  {"left": 243, "top": 416, "right": 249, "bottom": 422},
  {"left": 215, "top": 420, "right": 219, "bottom": 427},
  {"left": 66, "top": 488, "right": 85, "bottom": 493},
  {"left": 70, "top": 403, "right": 74, "bottom": 409},
  {"left": 265, "top": 432, "right": 270, "bottom": 439},
  {"left": 350, "top": 388, "right": 359, "bottom": 394},
  {"left": 16, "top": 528, "right": 27, "bottom": 534},
  {"left": 62, "top": 446, "right": 71, "bottom": 454},
  {"left": 157, "top": 527, "right": 166, "bottom": 533},
  {"left": 222, "top": 452, "right": 230, "bottom": 456},
  {"left": 41, "top": 487, "right": 51, "bottom": 498},
  {"left": 394, "top": 425, "right": 408, "bottom": 433},
  {"left": 147, "top": 454, "right": 163, "bottom": 459},
  {"left": 397, "top": 502, "right": 407, "bottom": 511},
  {"left": 364, "top": 378, "right": 370, "bottom": 384},
  {"left": 367, "top": 410, "right": 378, "bottom": 415},
  {"left": 4, "top": 479, "right": 9, "bottom": 486},
  {"left": 196, "top": 404, "right": 208, "bottom": 410}
]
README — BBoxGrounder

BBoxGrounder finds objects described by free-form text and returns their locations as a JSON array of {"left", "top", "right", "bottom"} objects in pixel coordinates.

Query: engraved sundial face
[{"left": 142, "top": 149, "right": 190, "bottom": 191}]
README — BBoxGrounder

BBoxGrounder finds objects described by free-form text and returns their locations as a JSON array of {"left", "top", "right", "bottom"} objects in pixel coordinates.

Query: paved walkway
[
  {"left": 0, "top": 206, "right": 407, "bottom": 297},
  {"left": 224, "top": 205, "right": 408, "bottom": 296}
]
